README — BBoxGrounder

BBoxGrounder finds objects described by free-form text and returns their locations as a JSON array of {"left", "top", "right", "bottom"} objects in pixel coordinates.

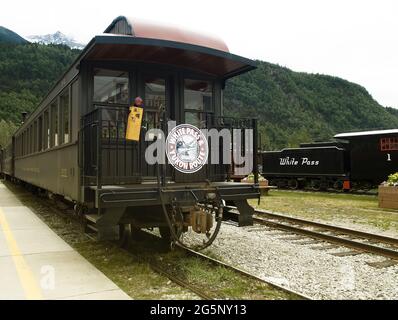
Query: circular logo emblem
[{"left": 166, "top": 124, "right": 208, "bottom": 173}]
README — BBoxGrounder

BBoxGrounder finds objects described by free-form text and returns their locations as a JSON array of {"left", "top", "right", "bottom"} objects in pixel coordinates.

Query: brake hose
[{"left": 156, "top": 161, "right": 222, "bottom": 251}]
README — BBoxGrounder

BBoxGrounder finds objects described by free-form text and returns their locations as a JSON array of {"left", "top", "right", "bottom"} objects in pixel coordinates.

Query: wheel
[
  {"left": 362, "top": 181, "right": 373, "bottom": 191},
  {"left": 269, "top": 179, "right": 276, "bottom": 187},
  {"left": 129, "top": 224, "right": 143, "bottom": 241},
  {"left": 311, "top": 180, "right": 321, "bottom": 191},
  {"left": 333, "top": 180, "right": 343, "bottom": 190},
  {"left": 159, "top": 225, "right": 182, "bottom": 244},
  {"left": 320, "top": 181, "right": 329, "bottom": 191},
  {"left": 277, "top": 179, "right": 288, "bottom": 189},
  {"left": 288, "top": 179, "right": 299, "bottom": 190},
  {"left": 159, "top": 226, "right": 171, "bottom": 243},
  {"left": 118, "top": 224, "right": 132, "bottom": 248}
]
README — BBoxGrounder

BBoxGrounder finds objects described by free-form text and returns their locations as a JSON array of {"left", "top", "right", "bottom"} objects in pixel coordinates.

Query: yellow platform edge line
[{"left": 0, "top": 207, "right": 43, "bottom": 300}]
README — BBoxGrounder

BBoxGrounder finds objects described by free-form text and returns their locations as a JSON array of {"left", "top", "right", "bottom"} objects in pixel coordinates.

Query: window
[
  {"left": 29, "top": 126, "right": 33, "bottom": 154},
  {"left": 144, "top": 77, "right": 166, "bottom": 130},
  {"left": 381, "top": 137, "right": 398, "bottom": 151},
  {"left": 26, "top": 130, "right": 28, "bottom": 154},
  {"left": 27, "top": 127, "right": 30, "bottom": 154},
  {"left": 184, "top": 79, "right": 213, "bottom": 128},
  {"left": 44, "top": 110, "right": 50, "bottom": 149},
  {"left": 93, "top": 69, "right": 129, "bottom": 104},
  {"left": 38, "top": 116, "right": 43, "bottom": 151},
  {"left": 21, "top": 132, "right": 24, "bottom": 156},
  {"left": 23, "top": 130, "right": 28, "bottom": 156},
  {"left": 33, "top": 121, "right": 37, "bottom": 152},
  {"left": 60, "top": 90, "right": 70, "bottom": 144},
  {"left": 17, "top": 136, "right": 20, "bottom": 156},
  {"left": 23, "top": 130, "right": 26, "bottom": 155},
  {"left": 51, "top": 101, "right": 58, "bottom": 147}
]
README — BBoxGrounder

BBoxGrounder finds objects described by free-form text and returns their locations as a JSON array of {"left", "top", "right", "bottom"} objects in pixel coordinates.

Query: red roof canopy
[
  {"left": 81, "top": 16, "right": 256, "bottom": 79},
  {"left": 105, "top": 17, "right": 230, "bottom": 53}
]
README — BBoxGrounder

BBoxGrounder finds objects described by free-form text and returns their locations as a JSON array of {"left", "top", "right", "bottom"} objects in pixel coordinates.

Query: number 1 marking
[{"left": 387, "top": 153, "right": 392, "bottom": 161}]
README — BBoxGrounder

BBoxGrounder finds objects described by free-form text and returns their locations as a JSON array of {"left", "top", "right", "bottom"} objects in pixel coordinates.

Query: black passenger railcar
[
  {"left": 260, "top": 129, "right": 398, "bottom": 190},
  {"left": 0, "top": 17, "right": 260, "bottom": 248},
  {"left": 334, "top": 129, "right": 398, "bottom": 187}
]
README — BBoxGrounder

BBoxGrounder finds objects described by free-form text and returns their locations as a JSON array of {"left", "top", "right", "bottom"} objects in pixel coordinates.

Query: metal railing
[{"left": 80, "top": 105, "right": 258, "bottom": 189}]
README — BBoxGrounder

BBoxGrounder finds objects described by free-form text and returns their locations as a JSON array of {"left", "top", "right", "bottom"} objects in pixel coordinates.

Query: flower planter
[{"left": 378, "top": 185, "right": 398, "bottom": 209}]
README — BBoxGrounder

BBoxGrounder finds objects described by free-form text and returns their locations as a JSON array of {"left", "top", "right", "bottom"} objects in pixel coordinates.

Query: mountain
[
  {"left": 224, "top": 61, "right": 398, "bottom": 149},
  {"left": 386, "top": 107, "right": 398, "bottom": 118},
  {"left": 0, "top": 43, "right": 80, "bottom": 125},
  {"left": 0, "top": 26, "right": 28, "bottom": 44},
  {"left": 26, "top": 31, "right": 85, "bottom": 49},
  {"left": 0, "top": 42, "right": 397, "bottom": 150}
]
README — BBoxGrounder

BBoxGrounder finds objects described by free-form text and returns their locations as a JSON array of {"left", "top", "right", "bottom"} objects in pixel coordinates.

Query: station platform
[{"left": 0, "top": 181, "right": 131, "bottom": 300}]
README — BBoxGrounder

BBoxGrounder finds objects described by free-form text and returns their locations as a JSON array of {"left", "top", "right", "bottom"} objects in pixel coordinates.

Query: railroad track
[
  {"left": 178, "top": 245, "right": 310, "bottom": 300},
  {"left": 129, "top": 249, "right": 215, "bottom": 300},
  {"left": 226, "top": 206, "right": 398, "bottom": 267},
  {"left": 123, "top": 229, "right": 310, "bottom": 300}
]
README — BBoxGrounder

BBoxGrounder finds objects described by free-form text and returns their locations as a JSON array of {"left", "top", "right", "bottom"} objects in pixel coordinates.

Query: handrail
[{"left": 81, "top": 106, "right": 259, "bottom": 189}]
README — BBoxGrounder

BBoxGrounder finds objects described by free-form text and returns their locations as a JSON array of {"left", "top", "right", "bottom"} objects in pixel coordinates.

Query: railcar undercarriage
[{"left": 81, "top": 182, "right": 259, "bottom": 250}]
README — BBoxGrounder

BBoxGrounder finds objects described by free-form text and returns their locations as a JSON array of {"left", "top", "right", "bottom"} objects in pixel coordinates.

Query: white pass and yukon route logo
[{"left": 166, "top": 124, "right": 208, "bottom": 173}]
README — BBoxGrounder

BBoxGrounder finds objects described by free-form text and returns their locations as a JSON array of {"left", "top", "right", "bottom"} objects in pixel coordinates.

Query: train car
[
  {"left": 1, "top": 17, "right": 260, "bottom": 249},
  {"left": 0, "top": 147, "right": 3, "bottom": 177},
  {"left": 260, "top": 129, "right": 398, "bottom": 191},
  {"left": 334, "top": 129, "right": 398, "bottom": 187},
  {"left": 1, "top": 139, "right": 14, "bottom": 179},
  {"left": 261, "top": 144, "right": 349, "bottom": 190},
  {"left": 299, "top": 141, "right": 348, "bottom": 149}
]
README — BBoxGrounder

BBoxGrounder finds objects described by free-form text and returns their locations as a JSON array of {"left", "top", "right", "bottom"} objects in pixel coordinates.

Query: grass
[
  {"left": 156, "top": 250, "right": 300, "bottom": 300},
  {"left": 250, "top": 190, "right": 398, "bottom": 234},
  {"left": 72, "top": 240, "right": 188, "bottom": 300},
  {"left": 124, "top": 231, "right": 300, "bottom": 300}
]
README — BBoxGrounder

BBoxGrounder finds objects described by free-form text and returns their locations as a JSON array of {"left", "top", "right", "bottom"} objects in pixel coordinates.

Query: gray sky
[{"left": 1, "top": 0, "right": 397, "bottom": 108}]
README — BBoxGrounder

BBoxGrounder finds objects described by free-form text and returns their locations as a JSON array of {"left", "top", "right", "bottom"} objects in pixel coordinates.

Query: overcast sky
[{"left": 1, "top": 0, "right": 397, "bottom": 108}]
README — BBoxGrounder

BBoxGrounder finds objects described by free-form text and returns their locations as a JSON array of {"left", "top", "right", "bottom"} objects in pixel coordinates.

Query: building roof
[
  {"left": 80, "top": 16, "right": 256, "bottom": 79},
  {"left": 334, "top": 129, "right": 398, "bottom": 139}
]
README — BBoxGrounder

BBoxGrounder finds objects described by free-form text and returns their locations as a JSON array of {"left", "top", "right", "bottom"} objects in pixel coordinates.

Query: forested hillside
[
  {"left": 386, "top": 107, "right": 398, "bottom": 118},
  {"left": 224, "top": 61, "right": 398, "bottom": 149},
  {"left": 0, "top": 43, "right": 80, "bottom": 124},
  {"left": 0, "top": 26, "right": 28, "bottom": 44},
  {"left": 0, "top": 40, "right": 397, "bottom": 150}
]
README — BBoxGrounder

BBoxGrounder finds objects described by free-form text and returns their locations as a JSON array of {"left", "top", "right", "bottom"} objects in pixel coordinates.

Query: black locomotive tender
[
  {"left": 260, "top": 129, "right": 398, "bottom": 191},
  {"left": 0, "top": 17, "right": 261, "bottom": 248}
]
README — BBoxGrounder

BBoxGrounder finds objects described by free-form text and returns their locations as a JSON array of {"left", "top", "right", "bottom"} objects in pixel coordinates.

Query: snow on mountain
[{"left": 25, "top": 31, "right": 85, "bottom": 49}]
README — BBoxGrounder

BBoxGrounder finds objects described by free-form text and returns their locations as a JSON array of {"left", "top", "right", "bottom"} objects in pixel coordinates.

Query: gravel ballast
[{"left": 204, "top": 222, "right": 398, "bottom": 300}]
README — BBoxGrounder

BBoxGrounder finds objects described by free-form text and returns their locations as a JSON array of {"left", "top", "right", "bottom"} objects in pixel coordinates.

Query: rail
[{"left": 226, "top": 206, "right": 398, "bottom": 262}]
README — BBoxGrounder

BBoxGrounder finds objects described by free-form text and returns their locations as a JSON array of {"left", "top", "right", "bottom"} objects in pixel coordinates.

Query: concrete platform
[{"left": 0, "top": 181, "right": 131, "bottom": 300}]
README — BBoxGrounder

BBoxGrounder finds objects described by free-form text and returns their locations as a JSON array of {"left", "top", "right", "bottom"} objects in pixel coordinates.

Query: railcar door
[
  {"left": 173, "top": 79, "right": 213, "bottom": 183},
  {"left": 141, "top": 76, "right": 170, "bottom": 180},
  {"left": 88, "top": 68, "right": 142, "bottom": 186}
]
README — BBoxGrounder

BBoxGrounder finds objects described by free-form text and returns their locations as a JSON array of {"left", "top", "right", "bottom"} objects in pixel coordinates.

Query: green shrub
[{"left": 387, "top": 172, "right": 398, "bottom": 186}]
